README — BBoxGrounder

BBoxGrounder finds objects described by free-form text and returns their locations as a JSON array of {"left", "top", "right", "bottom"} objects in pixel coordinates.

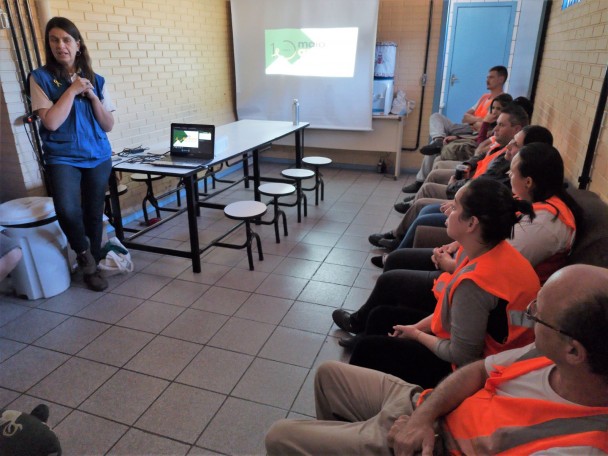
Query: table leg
[
  {"left": 184, "top": 175, "right": 202, "bottom": 273},
  {"left": 295, "top": 129, "right": 303, "bottom": 168},
  {"left": 108, "top": 171, "right": 124, "bottom": 240},
  {"left": 252, "top": 148, "right": 261, "bottom": 202}
]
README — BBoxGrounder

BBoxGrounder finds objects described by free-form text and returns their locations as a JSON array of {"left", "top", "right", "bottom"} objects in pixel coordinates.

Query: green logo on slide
[{"left": 265, "top": 28, "right": 315, "bottom": 68}]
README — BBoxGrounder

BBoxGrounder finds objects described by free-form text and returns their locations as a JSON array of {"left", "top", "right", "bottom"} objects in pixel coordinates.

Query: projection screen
[{"left": 230, "top": 0, "right": 379, "bottom": 131}]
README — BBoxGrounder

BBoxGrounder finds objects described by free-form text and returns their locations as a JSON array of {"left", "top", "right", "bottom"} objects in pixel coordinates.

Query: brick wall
[{"left": 534, "top": 0, "right": 608, "bottom": 201}]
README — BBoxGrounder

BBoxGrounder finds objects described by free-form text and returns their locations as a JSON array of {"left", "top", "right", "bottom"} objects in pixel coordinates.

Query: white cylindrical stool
[{"left": 0, "top": 197, "right": 70, "bottom": 299}]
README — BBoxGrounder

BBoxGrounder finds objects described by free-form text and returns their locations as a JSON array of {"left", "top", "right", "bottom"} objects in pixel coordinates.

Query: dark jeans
[
  {"left": 350, "top": 306, "right": 453, "bottom": 388},
  {"left": 47, "top": 159, "right": 112, "bottom": 262},
  {"left": 349, "top": 248, "right": 441, "bottom": 332}
]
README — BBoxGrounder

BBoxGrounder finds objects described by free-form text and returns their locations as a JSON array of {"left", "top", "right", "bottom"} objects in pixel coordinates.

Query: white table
[{"left": 108, "top": 119, "right": 309, "bottom": 272}]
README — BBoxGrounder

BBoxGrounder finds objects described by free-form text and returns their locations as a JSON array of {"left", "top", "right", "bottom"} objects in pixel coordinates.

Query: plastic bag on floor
[{"left": 98, "top": 237, "right": 134, "bottom": 277}]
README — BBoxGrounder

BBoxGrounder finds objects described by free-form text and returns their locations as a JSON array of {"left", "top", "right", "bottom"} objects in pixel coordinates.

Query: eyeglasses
[{"left": 525, "top": 299, "right": 576, "bottom": 338}]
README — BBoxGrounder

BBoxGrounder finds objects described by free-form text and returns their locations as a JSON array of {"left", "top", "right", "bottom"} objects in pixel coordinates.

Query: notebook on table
[{"left": 152, "top": 123, "right": 215, "bottom": 168}]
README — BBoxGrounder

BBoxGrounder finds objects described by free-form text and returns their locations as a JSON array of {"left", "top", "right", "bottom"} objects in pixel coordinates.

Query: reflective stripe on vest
[{"left": 442, "top": 356, "right": 608, "bottom": 454}]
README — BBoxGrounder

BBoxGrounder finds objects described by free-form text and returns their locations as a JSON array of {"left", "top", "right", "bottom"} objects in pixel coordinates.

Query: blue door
[{"left": 443, "top": 2, "right": 516, "bottom": 122}]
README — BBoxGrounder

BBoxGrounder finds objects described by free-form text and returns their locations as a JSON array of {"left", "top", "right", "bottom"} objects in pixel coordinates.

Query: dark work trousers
[
  {"left": 349, "top": 248, "right": 442, "bottom": 333},
  {"left": 47, "top": 159, "right": 112, "bottom": 262},
  {"left": 349, "top": 306, "right": 453, "bottom": 389}
]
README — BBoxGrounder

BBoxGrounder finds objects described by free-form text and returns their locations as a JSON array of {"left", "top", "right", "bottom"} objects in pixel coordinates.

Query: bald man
[{"left": 265, "top": 265, "right": 608, "bottom": 455}]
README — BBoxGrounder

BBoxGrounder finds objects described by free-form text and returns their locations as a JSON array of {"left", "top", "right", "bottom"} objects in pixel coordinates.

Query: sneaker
[
  {"left": 378, "top": 237, "right": 401, "bottom": 251},
  {"left": 420, "top": 137, "right": 444, "bottom": 155},
  {"left": 401, "top": 181, "right": 423, "bottom": 193},
  {"left": 76, "top": 249, "right": 97, "bottom": 275},
  {"left": 368, "top": 231, "right": 395, "bottom": 247},
  {"left": 84, "top": 271, "right": 109, "bottom": 292},
  {"left": 394, "top": 201, "right": 412, "bottom": 214}
]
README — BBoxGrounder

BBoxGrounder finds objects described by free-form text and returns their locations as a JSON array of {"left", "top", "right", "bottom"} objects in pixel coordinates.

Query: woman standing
[{"left": 30, "top": 17, "right": 115, "bottom": 291}]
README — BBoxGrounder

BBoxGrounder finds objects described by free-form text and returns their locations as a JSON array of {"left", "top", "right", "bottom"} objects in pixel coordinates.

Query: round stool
[
  {"left": 280, "top": 168, "right": 315, "bottom": 223},
  {"left": 0, "top": 197, "right": 70, "bottom": 299},
  {"left": 216, "top": 201, "right": 267, "bottom": 270},
  {"left": 130, "top": 173, "right": 164, "bottom": 226},
  {"left": 302, "top": 156, "right": 332, "bottom": 205},
  {"left": 258, "top": 183, "right": 296, "bottom": 243},
  {"left": 104, "top": 183, "right": 128, "bottom": 227}
]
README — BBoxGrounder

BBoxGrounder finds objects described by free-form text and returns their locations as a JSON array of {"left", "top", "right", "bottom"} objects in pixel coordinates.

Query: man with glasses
[{"left": 266, "top": 264, "right": 608, "bottom": 455}]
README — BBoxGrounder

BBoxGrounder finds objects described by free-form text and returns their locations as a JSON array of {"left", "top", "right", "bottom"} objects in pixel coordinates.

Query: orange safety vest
[
  {"left": 531, "top": 196, "right": 577, "bottom": 284},
  {"left": 473, "top": 93, "right": 494, "bottom": 119},
  {"left": 472, "top": 144, "right": 505, "bottom": 178},
  {"left": 431, "top": 241, "right": 540, "bottom": 359},
  {"left": 440, "top": 356, "right": 608, "bottom": 455}
]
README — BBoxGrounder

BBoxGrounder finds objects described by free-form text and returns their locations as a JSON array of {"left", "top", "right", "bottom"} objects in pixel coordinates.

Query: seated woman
[{"left": 336, "top": 178, "right": 541, "bottom": 388}]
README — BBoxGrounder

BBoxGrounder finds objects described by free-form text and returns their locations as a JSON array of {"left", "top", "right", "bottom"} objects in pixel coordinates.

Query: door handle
[{"left": 450, "top": 74, "right": 458, "bottom": 86}]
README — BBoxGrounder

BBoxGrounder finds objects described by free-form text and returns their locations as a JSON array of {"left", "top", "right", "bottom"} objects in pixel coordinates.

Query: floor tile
[
  {"left": 0, "top": 309, "right": 68, "bottom": 343},
  {"left": 191, "top": 286, "right": 250, "bottom": 315},
  {"left": 214, "top": 268, "right": 268, "bottom": 292},
  {"left": 161, "top": 308, "right": 228, "bottom": 344},
  {"left": 259, "top": 326, "right": 325, "bottom": 368},
  {"left": 76, "top": 293, "right": 144, "bottom": 324},
  {"left": 117, "top": 300, "right": 184, "bottom": 333},
  {"left": 108, "top": 428, "right": 191, "bottom": 455},
  {"left": 234, "top": 293, "right": 293, "bottom": 325},
  {"left": 125, "top": 335, "right": 201, "bottom": 380},
  {"left": 273, "top": 257, "right": 321, "bottom": 279},
  {"left": 111, "top": 272, "right": 173, "bottom": 299},
  {"left": 325, "top": 247, "right": 369, "bottom": 268},
  {"left": 177, "top": 346, "right": 253, "bottom": 394},
  {"left": 311, "top": 263, "right": 359, "bottom": 286},
  {"left": 287, "top": 243, "right": 331, "bottom": 262},
  {"left": 196, "top": 397, "right": 286, "bottom": 455},
  {"left": 232, "top": 358, "right": 308, "bottom": 409},
  {"left": 177, "top": 263, "right": 231, "bottom": 285},
  {"left": 280, "top": 301, "right": 335, "bottom": 334},
  {"left": 255, "top": 274, "right": 308, "bottom": 300},
  {"left": 150, "top": 279, "right": 208, "bottom": 307},
  {"left": 37, "top": 286, "right": 102, "bottom": 315},
  {"left": 54, "top": 410, "right": 128, "bottom": 455},
  {"left": 0, "top": 388, "right": 20, "bottom": 408},
  {"left": 208, "top": 317, "right": 275, "bottom": 356},
  {"left": 0, "top": 346, "right": 69, "bottom": 392},
  {"left": 141, "top": 255, "right": 191, "bottom": 278},
  {"left": 0, "top": 337, "right": 26, "bottom": 362},
  {"left": 79, "top": 370, "right": 168, "bottom": 425},
  {"left": 77, "top": 325, "right": 154, "bottom": 367},
  {"left": 298, "top": 280, "right": 351, "bottom": 307},
  {"left": 0, "top": 302, "right": 30, "bottom": 327},
  {"left": 34, "top": 317, "right": 110, "bottom": 355},
  {"left": 28, "top": 357, "right": 117, "bottom": 407},
  {"left": 135, "top": 383, "right": 225, "bottom": 443}
]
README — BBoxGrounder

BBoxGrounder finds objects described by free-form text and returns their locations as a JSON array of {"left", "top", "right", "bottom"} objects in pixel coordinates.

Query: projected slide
[
  {"left": 265, "top": 28, "right": 358, "bottom": 77},
  {"left": 173, "top": 129, "right": 198, "bottom": 149}
]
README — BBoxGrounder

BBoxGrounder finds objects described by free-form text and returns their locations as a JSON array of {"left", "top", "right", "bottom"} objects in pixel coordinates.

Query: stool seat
[
  {"left": 131, "top": 173, "right": 163, "bottom": 181},
  {"left": 258, "top": 183, "right": 296, "bottom": 197},
  {"left": 105, "top": 183, "right": 128, "bottom": 197},
  {"left": 303, "top": 156, "right": 332, "bottom": 166},
  {"left": 224, "top": 201, "right": 267, "bottom": 220},
  {"left": 281, "top": 168, "right": 315, "bottom": 180}
]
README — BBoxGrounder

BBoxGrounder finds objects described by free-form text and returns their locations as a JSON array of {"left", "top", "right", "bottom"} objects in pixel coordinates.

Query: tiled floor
[{"left": 0, "top": 161, "right": 414, "bottom": 455}]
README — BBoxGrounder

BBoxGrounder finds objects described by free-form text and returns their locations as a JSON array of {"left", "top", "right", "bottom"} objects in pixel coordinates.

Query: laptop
[{"left": 152, "top": 123, "right": 215, "bottom": 168}]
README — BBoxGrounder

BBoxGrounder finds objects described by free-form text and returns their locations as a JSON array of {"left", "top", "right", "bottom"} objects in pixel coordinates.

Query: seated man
[
  {"left": 403, "top": 65, "right": 508, "bottom": 194},
  {"left": 265, "top": 264, "right": 608, "bottom": 455}
]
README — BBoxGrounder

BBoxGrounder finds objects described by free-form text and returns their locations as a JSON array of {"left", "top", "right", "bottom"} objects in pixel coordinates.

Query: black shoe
[
  {"left": 401, "top": 181, "right": 423, "bottom": 193},
  {"left": 394, "top": 201, "right": 412, "bottom": 214},
  {"left": 370, "top": 255, "right": 384, "bottom": 268},
  {"left": 368, "top": 231, "right": 395, "bottom": 247},
  {"left": 378, "top": 238, "right": 400, "bottom": 251},
  {"left": 76, "top": 249, "right": 97, "bottom": 275},
  {"left": 420, "top": 138, "right": 444, "bottom": 156},
  {"left": 338, "top": 334, "right": 359, "bottom": 349},
  {"left": 332, "top": 308, "right": 356, "bottom": 333},
  {"left": 402, "top": 194, "right": 416, "bottom": 203},
  {"left": 30, "top": 404, "right": 49, "bottom": 423}
]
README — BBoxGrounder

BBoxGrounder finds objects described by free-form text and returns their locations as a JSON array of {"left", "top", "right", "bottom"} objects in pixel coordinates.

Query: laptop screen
[{"left": 170, "top": 123, "right": 215, "bottom": 159}]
